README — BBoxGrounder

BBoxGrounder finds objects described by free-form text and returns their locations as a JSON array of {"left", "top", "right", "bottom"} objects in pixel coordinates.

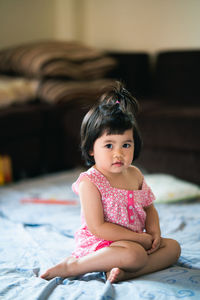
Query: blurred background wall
[{"left": 0, "top": 0, "right": 200, "bottom": 52}]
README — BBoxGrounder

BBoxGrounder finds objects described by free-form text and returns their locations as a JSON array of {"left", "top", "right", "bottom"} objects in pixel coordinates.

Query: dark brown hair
[{"left": 81, "top": 81, "right": 142, "bottom": 166}]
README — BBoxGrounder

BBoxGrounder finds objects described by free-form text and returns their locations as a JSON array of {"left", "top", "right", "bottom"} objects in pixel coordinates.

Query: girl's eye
[
  {"left": 123, "top": 143, "right": 131, "bottom": 148},
  {"left": 105, "top": 144, "right": 112, "bottom": 149}
]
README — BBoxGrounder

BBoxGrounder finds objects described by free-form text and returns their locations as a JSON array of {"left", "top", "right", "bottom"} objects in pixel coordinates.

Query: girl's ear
[{"left": 89, "top": 149, "right": 94, "bottom": 156}]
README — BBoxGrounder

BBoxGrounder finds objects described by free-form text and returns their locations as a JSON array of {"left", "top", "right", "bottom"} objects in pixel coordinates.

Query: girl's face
[{"left": 90, "top": 129, "right": 134, "bottom": 176}]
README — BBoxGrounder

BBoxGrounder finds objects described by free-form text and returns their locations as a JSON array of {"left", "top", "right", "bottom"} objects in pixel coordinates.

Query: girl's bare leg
[
  {"left": 107, "top": 238, "right": 181, "bottom": 283},
  {"left": 41, "top": 256, "right": 77, "bottom": 280},
  {"left": 40, "top": 241, "right": 148, "bottom": 280}
]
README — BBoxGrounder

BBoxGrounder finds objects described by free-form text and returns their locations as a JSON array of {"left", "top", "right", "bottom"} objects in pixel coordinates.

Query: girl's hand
[
  {"left": 139, "top": 233, "right": 153, "bottom": 250},
  {"left": 147, "top": 234, "right": 161, "bottom": 254}
]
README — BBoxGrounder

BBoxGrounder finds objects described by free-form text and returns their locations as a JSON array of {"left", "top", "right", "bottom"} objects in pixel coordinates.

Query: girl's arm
[
  {"left": 144, "top": 204, "right": 161, "bottom": 254},
  {"left": 79, "top": 178, "right": 153, "bottom": 250}
]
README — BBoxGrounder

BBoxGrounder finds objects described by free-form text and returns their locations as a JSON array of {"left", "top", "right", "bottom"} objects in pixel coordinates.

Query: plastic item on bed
[{"left": 20, "top": 197, "right": 77, "bottom": 205}]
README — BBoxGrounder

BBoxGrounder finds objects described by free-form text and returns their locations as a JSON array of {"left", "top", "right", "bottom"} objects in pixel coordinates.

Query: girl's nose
[{"left": 114, "top": 149, "right": 123, "bottom": 158}]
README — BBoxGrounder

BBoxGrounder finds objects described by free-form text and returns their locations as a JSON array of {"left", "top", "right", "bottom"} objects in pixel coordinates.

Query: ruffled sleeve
[
  {"left": 141, "top": 179, "right": 156, "bottom": 207},
  {"left": 72, "top": 172, "right": 88, "bottom": 195},
  {"left": 72, "top": 167, "right": 101, "bottom": 195}
]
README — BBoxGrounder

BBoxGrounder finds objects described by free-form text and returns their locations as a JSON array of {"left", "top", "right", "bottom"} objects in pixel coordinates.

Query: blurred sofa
[
  {"left": 0, "top": 42, "right": 199, "bottom": 184},
  {"left": 0, "top": 41, "right": 116, "bottom": 181},
  {"left": 108, "top": 50, "right": 200, "bottom": 184}
]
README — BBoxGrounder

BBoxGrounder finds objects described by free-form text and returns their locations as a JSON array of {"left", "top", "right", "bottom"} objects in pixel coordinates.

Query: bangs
[
  {"left": 100, "top": 110, "right": 134, "bottom": 137},
  {"left": 104, "top": 123, "right": 133, "bottom": 136}
]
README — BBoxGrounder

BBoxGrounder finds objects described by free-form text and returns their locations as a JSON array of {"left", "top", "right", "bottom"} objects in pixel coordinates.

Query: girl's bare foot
[
  {"left": 107, "top": 267, "right": 125, "bottom": 283},
  {"left": 40, "top": 257, "right": 77, "bottom": 280}
]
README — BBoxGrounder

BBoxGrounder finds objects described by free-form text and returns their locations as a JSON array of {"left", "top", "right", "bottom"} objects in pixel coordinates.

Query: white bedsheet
[{"left": 0, "top": 169, "right": 199, "bottom": 300}]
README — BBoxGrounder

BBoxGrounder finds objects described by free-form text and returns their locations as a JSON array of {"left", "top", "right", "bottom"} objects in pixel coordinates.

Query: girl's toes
[
  {"left": 40, "top": 271, "right": 50, "bottom": 280},
  {"left": 107, "top": 267, "right": 123, "bottom": 283}
]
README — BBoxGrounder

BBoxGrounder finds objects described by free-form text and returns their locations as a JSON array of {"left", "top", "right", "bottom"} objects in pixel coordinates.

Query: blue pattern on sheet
[{"left": 0, "top": 169, "right": 200, "bottom": 299}]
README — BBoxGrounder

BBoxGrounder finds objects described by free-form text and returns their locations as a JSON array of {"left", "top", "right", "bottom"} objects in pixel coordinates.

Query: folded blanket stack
[{"left": 0, "top": 40, "right": 116, "bottom": 107}]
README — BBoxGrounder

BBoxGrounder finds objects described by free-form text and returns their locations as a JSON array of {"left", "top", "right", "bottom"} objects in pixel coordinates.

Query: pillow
[
  {"left": 37, "top": 78, "right": 115, "bottom": 104},
  {"left": 145, "top": 174, "right": 200, "bottom": 203},
  {"left": 0, "top": 41, "right": 116, "bottom": 80}
]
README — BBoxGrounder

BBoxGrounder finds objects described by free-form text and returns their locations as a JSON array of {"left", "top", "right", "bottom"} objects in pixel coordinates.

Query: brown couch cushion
[
  {"left": 0, "top": 103, "right": 44, "bottom": 138},
  {"left": 138, "top": 104, "right": 200, "bottom": 151},
  {"left": 154, "top": 50, "right": 200, "bottom": 103},
  {"left": 107, "top": 51, "right": 151, "bottom": 98}
]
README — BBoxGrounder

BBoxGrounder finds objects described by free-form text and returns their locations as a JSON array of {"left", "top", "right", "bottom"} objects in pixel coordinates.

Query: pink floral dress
[{"left": 71, "top": 167, "right": 155, "bottom": 258}]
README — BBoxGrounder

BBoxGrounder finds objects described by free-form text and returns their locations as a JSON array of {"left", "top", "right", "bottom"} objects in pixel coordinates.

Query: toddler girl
[{"left": 41, "top": 81, "right": 181, "bottom": 283}]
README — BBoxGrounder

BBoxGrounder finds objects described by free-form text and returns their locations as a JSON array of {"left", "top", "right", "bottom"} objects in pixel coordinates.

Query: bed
[{"left": 0, "top": 168, "right": 200, "bottom": 300}]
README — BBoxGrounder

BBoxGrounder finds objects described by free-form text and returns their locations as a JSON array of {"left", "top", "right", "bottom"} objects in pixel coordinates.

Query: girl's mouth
[{"left": 112, "top": 161, "right": 123, "bottom": 167}]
